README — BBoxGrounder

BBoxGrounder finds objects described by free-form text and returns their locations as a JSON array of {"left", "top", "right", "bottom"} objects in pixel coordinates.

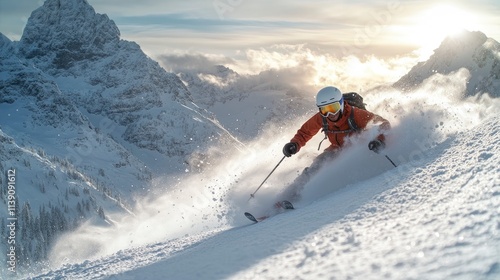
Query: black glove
[
  {"left": 283, "top": 142, "right": 298, "bottom": 157},
  {"left": 368, "top": 139, "right": 385, "bottom": 154}
]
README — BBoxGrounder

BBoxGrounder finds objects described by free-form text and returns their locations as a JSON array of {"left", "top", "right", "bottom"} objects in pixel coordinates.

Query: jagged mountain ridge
[
  {"left": 394, "top": 30, "right": 500, "bottom": 97},
  {"left": 16, "top": 0, "right": 240, "bottom": 171}
]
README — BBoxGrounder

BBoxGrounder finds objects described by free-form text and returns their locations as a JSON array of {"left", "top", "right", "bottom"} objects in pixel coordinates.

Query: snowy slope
[{"left": 26, "top": 73, "right": 500, "bottom": 279}]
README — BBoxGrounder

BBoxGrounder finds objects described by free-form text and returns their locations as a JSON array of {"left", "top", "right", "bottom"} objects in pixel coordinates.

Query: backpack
[
  {"left": 318, "top": 92, "right": 366, "bottom": 150},
  {"left": 343, "top": 92, "right": 366, "bottom": 110}
]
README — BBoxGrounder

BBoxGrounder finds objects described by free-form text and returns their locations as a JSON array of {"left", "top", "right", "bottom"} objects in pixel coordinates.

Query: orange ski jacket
[{"left": 290, "top": 102, "right": 390, "bottom": 152}]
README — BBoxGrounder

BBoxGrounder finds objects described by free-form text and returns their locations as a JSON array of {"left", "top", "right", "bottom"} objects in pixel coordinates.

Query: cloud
[
  {"left": 158, "top": 52, "right": 235, "bottom": 72},
  {"left": 88, "top": 0, "right": 213, "bottom": 17},
  {"left": 155, "top": 43, "right": 421, "bottom": 98},
  {"left": 233, "top": 44, "right": 418, "bottom": 91},
  {"left": 91, "top": 1, "right": 427, "bottom": 59},
  {"left": 115, "top": 13, "right": 318, "bottom": 31},
  {"left": 3, "top": 0, "right": 500, "bottom": 55}
]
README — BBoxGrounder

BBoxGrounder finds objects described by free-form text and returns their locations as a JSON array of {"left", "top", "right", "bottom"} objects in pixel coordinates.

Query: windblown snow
[{"left": 28, "top": 72, "right": 500, "bottom": 280}]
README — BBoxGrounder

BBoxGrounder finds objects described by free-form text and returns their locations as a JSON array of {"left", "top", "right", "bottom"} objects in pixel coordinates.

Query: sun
[
  {"left": 410, "top": 4, "right": 477, "bottom": 58},
  {"left": 422, "top": 5, "right": 469, "bottom": 36}
]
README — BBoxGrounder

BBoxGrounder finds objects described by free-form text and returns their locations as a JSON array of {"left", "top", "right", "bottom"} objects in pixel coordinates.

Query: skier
[{"left": 280, "top": 86, "right": 391, "bottom": 201}]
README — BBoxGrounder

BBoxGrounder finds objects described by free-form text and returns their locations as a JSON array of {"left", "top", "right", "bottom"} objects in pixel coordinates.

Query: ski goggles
[{"left": 319, "top": 101, "right": 342, "bottom": 116}]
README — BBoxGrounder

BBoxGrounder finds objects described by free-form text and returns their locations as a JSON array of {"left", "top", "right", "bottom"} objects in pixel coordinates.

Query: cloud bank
[{"left": 158, "top": 44, "right": 418, "bottom": 95}]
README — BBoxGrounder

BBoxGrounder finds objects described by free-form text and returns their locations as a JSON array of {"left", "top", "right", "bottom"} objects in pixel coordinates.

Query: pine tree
[
  {"left": 0, "top": 219, "right": 5, "bottom": 238},
  {"left": 20, "top": 202, "right": 32, "bottom": 242},
  {"left": 98, "top": 206, "right": 106, "bottom": 219}
]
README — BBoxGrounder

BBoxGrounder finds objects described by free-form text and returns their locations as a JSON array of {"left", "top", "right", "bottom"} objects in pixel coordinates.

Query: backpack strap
[
  {"left": 321, "top": 114, "right": 328, "bottom": 134},
  {"left": 318, "top": 116, "right": 329, "bottom": 150},
  {"left": 347, "top": 107, "right": 360, "bottom": 132}
]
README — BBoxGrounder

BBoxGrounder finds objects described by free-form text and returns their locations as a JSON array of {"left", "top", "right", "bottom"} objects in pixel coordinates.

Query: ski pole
[
  {"left": 249, "top": 155, "right": 286, "bottom": 200},
  {"left": 385, "top": 154, "right": 397, "bottom": 168}
]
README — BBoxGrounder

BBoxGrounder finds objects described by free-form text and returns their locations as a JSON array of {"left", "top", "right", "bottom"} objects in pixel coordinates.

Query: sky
[{"left": 1, "top": 0, "right": 499, "bottom": 83}]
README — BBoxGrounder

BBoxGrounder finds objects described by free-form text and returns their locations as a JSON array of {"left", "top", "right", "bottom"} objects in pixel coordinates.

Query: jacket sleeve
[
  {"left": 290, "top": 114, "right": 323, "bottom": 151},
  {"left": 353, "top": 109, "right": 391, "bottom": 142}
]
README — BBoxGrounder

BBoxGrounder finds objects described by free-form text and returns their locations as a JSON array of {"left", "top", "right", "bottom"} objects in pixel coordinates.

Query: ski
[
  {"left": 244, "top": 212, "right": 264, "bottom": 223},
  {"left": 244, "top": 200, "right": 294, "bottom": 223},
  {"left": 280, "top": 200, "right": 294, "bottom": 210}
]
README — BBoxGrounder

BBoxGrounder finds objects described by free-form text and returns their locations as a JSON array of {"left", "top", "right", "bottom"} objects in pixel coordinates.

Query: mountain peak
[
  {"left": 19, "top": 0, "right": 120, "bottom": 62},
  {"left": 394, "top": 30, "right": 500, "bottom": 97},
  {"left": 438, "top": 30, "right": 487, "bottom": 50}
]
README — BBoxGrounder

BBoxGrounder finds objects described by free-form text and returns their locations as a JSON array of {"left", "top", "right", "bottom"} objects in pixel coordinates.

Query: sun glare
[
  {"left": 411, "top": 4, "right": 477, "bottom": 59},
  {"left": 425, "top": 5, "right": 468, "bottom": 36}
]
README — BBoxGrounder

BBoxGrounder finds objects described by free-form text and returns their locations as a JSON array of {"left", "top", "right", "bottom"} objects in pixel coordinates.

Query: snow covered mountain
[
  {"left": 394, "top": 30, "right": 500, "bottom": 97},
  {"left": 16, "top": 0, "right": 241, "bottom": 173},
  {"left": 0, "top": 0, "right": 244, "bottom": 273}
]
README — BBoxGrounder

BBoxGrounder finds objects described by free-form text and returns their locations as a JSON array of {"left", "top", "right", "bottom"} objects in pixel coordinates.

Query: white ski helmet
[{"left": 316, "top": 86, "right": 344, "bottom": 112}]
